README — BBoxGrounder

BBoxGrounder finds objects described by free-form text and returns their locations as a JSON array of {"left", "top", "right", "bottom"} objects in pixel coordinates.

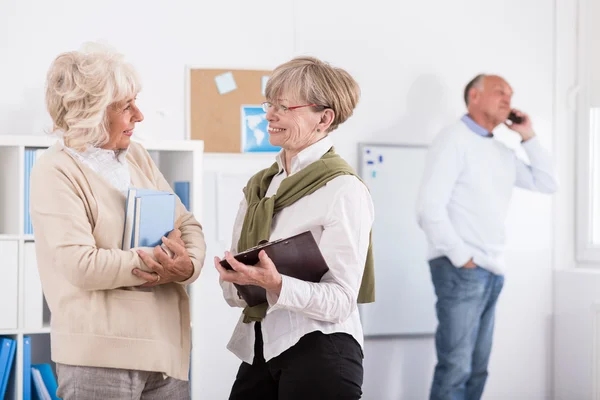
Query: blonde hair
[
  {"left": 45, "top": 43, "right": 142, "bottom": 151},
  {"left": 265, "top": 56, "right": 360, "bottom": 133}
]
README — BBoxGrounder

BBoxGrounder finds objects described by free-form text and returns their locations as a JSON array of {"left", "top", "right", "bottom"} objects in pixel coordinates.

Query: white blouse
[
  {"left": 63, "top": 142, "right": 131, "bottom": 195},
  {"left": 221, "top": 136, "right": 375, "bottom": 364}
]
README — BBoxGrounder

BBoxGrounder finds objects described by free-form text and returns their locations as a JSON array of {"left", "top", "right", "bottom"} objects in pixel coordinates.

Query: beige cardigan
[{"left": 29, "top": 141, "right": 206, "bottom": 381}]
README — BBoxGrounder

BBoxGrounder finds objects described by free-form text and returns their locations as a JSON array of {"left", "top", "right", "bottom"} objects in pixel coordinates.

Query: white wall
[
  {"left": 1, "top": 0, "right": 558, "bottom": 398},
  {"left": 552, "top": 0, "right": 600, "bottom": 398},
  {"left": 554, "top": 270, "right": 600, "bottom": 399},
  {"left": 296, "top": 1, "right": 556, "bottom": 399}
]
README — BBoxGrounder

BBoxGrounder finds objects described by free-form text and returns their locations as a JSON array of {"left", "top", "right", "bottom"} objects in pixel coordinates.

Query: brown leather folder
[{"left": 220, "top": 231, "right": 329, "bottom": 306}]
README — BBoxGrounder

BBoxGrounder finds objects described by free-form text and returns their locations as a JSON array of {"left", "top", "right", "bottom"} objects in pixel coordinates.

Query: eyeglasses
[{"left": 261, "top": 101, "right": 321, "bottom": 114}]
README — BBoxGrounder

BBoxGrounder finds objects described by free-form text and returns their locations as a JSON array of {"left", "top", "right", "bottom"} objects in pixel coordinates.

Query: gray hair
[
  {"left": 265, "top": 56, "right": 360, "bottom": 133},
  {"left": 45, "top": 42, "right": 142, "bottom": 151},
  {"left": 463, "top": 74, "right": 486, "bottom": 106}
]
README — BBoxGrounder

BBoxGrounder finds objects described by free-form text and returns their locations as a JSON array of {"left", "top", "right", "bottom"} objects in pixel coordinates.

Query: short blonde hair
[
  {"left": 45, "top": 43, "right": 142, "bottom": 151},
  {"left": 265, "top": 56, "right": 360, "bottom": 133}
]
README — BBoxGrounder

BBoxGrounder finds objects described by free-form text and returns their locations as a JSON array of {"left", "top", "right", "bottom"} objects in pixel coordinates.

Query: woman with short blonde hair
[
  {"left": 216, "top": 56, "right": 374, "bottom": 399},
  {"left": 31, "top": 44, "right": 206, "bottom": 400}
]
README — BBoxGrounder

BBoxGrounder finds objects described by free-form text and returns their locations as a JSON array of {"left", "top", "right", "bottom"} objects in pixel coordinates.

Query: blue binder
[
  {"left": 174, "top": 181, "right": 190, "bottom": 211},
  {"left": 32, "top": 364, "right": 59, "bottom": 400},
  {"left": 0, "top": 337, "right": 16, "bottom": 399},
  {"left": 23, "top": 336, "right": 31, "bottom": 400},
  {"left": 24, "top": 149, "right": 38, "bottom": 235}
]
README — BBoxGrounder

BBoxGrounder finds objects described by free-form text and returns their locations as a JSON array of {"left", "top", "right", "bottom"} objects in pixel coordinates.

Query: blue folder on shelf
[
  {"left": 122, "top": 188, "right": 176, "bottom": 250},
  {"left": 174, "top": 181, "right": 190, "bottom": 211},
  {"left": 31, "top": 363, "right": 59, "bottom": 400},
  {"left": 0, "top": 337, "right": 16, "bottom": 399},
  {"left": 23, "top": 336, "right": 31, "bottom": 400},
  {"left": 24, "top": 149, "right": 41, "bottom": 235}
]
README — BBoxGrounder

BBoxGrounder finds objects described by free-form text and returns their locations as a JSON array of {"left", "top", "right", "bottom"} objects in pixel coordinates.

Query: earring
[{"left": 317, "top": 129, "right": 321, "bottom": 132}]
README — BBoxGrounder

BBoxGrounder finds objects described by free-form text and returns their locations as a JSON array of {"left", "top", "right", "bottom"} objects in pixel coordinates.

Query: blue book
[
  {"left": 174, "top": 181, "right": 190, "bottom": 211},
  {"left": 134, "top": 193, "right": 176, "bottom": 248},
  {"left": 24, "top": 149, "right": 39, "bottom": 235},
  {"left": 0, "top": 338, "right": 16, "bottom": 399},
  {"left": 23, "top": 336, "right": 31, "bottom": 400},
  {"left": 122, "top": 188, "right": 175, "bottom": 250},
  {"left": 31, "top": 364, "right": 59, "bottom": 400}
]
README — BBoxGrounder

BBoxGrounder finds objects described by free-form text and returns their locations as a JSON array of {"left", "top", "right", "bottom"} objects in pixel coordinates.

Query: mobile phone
[{"left": 508, "top": 111, "right": 524, "bottom": 124}]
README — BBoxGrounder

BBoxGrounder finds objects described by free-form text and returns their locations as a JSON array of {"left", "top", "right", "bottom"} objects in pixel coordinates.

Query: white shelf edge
[
  {"left": 0, "top": 135, "right": 57, "bottom": 148},
  {"left": 0, "top": 234, "right": 21, "bottom": 240},
  {"left": 22, "top": 327, "right": 51, "bottom": 335},
  {"left": 0, "top": 327, "right": 51, "bottom": 336},
  {"left": 134, "top": 138, "right": 204, "bottom": 152},
  {"left": 0, "top": 234, "right": 35, "bottom": 241},
  {"left": 0, "top": 135, "right": 205, "bottom": 153},
  {"left": 203, "top": 152, "right": 277, "bottom": 161}
]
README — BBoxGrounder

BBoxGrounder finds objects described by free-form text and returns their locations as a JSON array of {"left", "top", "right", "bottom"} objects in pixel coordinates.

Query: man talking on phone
[{"left": 416, "top": 74, "right": 558, "bottom": 400}]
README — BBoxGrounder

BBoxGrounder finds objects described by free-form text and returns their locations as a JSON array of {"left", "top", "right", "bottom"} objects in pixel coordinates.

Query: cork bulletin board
[{"left": 187, "top": 68, "right": 271, "bottom": 153}]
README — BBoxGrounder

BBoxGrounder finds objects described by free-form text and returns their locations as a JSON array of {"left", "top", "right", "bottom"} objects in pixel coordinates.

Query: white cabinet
[
  {"left": 22, "top": 243, "right": 43, "bottom": 331},
  {"left": 0, "top": 241, "right": 18, "bottom": 330}
]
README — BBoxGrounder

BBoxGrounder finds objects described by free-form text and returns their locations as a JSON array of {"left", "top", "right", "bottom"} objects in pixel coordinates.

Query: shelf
[
  {"left": 138, "top": 138, "right": 204, "bottom": 152},
  {"left": 0, "top": 136, "right": 204, "bottom": 400},
  {"left": 0, "top": 327, "right": 51, "bottom": 336},
  {"left": 0, "top": 234, "right": 21, "bottom": 241},
  {"left": 22, "top": 327, "right": 51, "bottom": 335},
  {"left": 0, "top": 234, "right": 36, "bottom": 241},
  {"left": 0, "top": 135, "right": 56, "bottom": 148}
]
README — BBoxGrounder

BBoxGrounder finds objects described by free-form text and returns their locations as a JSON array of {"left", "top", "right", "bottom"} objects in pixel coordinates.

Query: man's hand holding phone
[{"left": 506, "top": 108, "right": 535, "bottom": 142}]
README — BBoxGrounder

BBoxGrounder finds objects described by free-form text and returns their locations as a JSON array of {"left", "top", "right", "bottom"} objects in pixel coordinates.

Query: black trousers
[{"left": 229, "top": 323, "right": 364, "bottom": 400}]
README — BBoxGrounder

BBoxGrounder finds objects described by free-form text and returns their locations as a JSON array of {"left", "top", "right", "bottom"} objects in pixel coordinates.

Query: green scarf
[{"left": 238, "top": 147, "right": 375, "bottom": 323}]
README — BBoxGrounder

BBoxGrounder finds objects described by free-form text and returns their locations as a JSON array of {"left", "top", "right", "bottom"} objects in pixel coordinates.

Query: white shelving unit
[{"left": 0, "top": 134, "right": 203, "bottom": 400}]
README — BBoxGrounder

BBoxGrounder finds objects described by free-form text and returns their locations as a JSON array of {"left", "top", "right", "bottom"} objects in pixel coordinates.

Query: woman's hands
[
  {"left": 214, "top": 250, "right": 282, "bottom": 296},
  {"left": 133, "top": 229, "right": 194, "bottom": 286}
]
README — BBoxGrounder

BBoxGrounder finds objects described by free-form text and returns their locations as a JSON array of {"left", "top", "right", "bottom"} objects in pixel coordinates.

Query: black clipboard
[{"left": 220, "top": 231, "right": 329, "bottom": 306}]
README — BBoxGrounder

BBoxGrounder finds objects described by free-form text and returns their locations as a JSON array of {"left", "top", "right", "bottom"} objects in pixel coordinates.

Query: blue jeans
[{"left": 428, "top": 256, "right": 504, "bottom": 400}]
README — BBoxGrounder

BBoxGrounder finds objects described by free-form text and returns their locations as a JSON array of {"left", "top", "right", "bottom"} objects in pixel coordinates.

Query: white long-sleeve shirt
[
  {"left": 416, "top": 117, "right": 558, "bottom": 275},
  {"left": 221, "top": 136, "right": 374, "bottom": 364}
]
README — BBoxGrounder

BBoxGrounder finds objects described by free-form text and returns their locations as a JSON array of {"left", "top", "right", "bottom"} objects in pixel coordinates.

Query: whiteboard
[{"left": 358, "top": 143, "right": 437, "bottom": 336}]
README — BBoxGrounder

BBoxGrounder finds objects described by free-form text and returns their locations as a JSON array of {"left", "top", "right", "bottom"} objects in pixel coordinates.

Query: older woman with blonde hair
[
  {"left": 30, "top": 44, "right": 205, "bottom": 400},
  {"left": 215, "top": 56, "right": 375, "bottom": 399}
]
